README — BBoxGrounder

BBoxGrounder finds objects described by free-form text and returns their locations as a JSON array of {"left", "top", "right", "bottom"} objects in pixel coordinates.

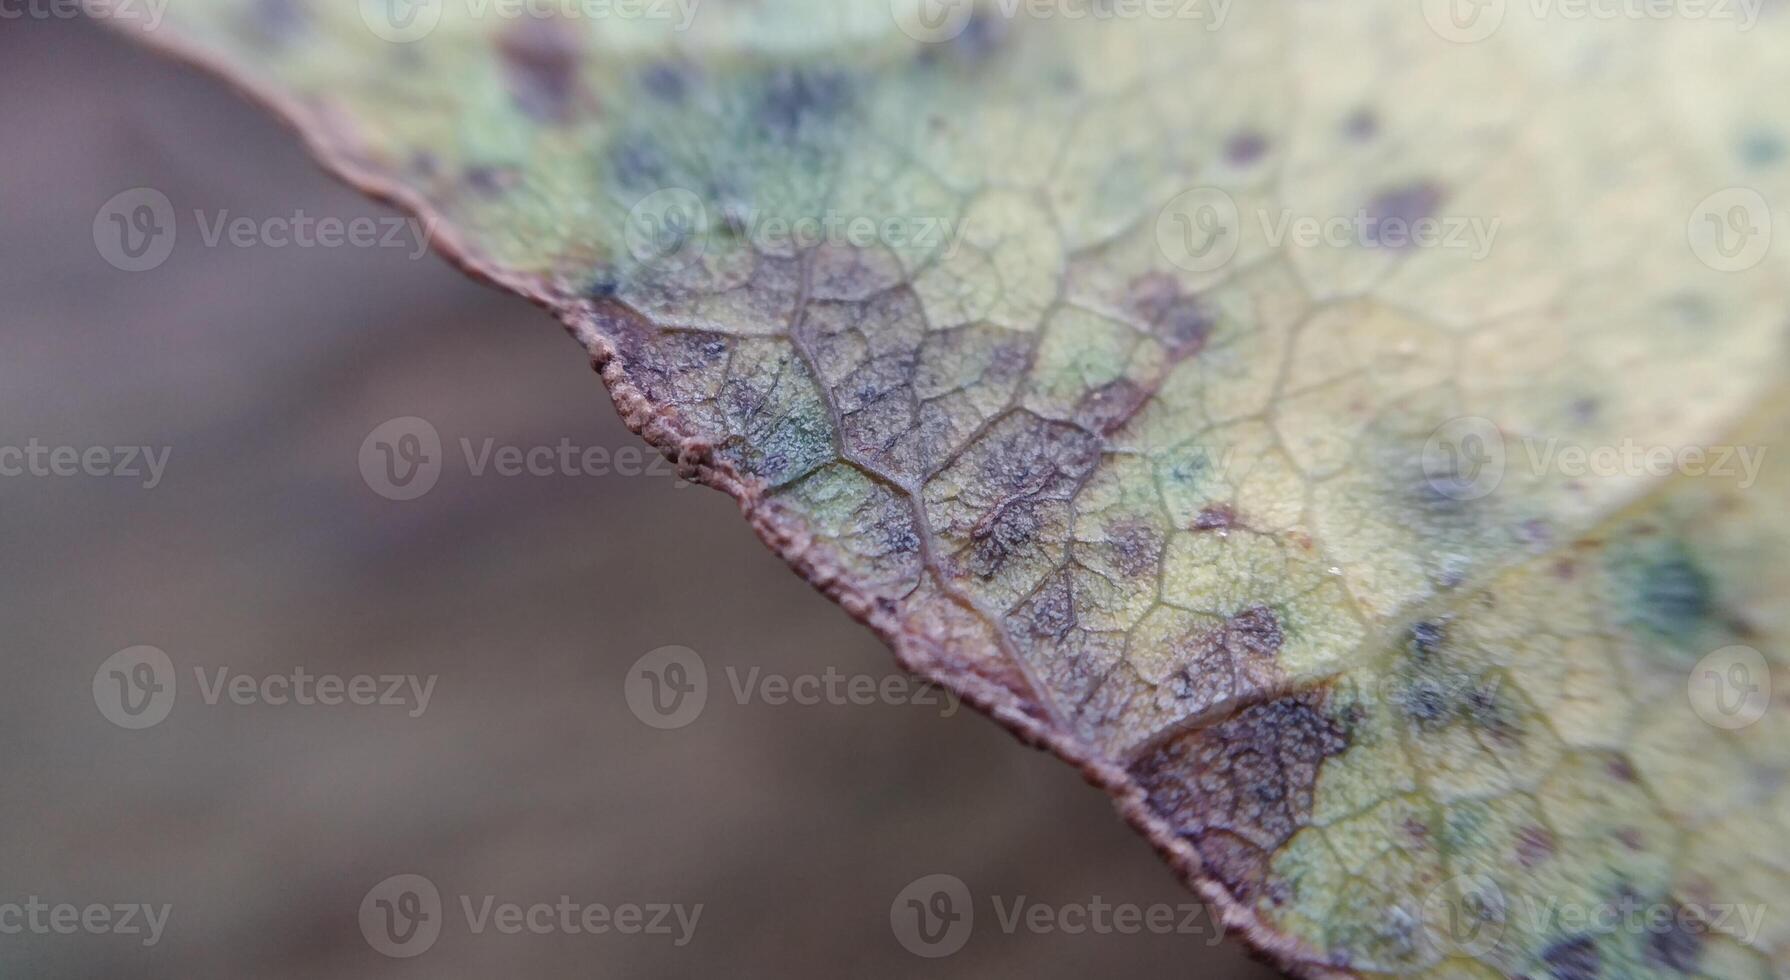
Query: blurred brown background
[{"left": 0, "top": 16, "right": 1278, "bottom": 979}]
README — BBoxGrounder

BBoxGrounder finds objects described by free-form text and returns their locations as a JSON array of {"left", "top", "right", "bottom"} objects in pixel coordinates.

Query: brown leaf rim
[{"left": 90, "top": 11, "right": 1361, "bottom": 977}]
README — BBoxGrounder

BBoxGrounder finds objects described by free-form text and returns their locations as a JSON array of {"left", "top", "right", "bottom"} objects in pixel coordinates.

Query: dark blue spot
[
  {"left": 1344, "top": 107, "right": 1379, "bottom": 142},
  {"left": 1646, "top": 906, "right": 1705, "bottom": 973},
  {"left": 1225, "top": 130, "right": 1270, "bottom": 166},
  {"left": 1741, "top": 131, "right": 1785, "bottom": 167},
  {"left": 756, "top": 68, "right": 852, "bottom": 135},
  {"left": 587, "top": 272, "right": 620, "bottom": 300},
  {"left": 1543, "top": 935, "right": 1601, "bottom": 980},
  {"left": 1365, "top": 181, "right": 1446, "bottom": 248},
  {"left": 1617, "top": 541, "right": 1713, "bottom": 646},
  {"left": 497, "top": 21, "right": 584, "bottom": 123},
  {"left": 641, "top": 62, "right": 690, "bottom": 103},
  {"left": 1409, "top": 620, "right": 1447, "bottom": 656},
  {"left": 610, "top": 139, "right": 667, "bottom": 189}
]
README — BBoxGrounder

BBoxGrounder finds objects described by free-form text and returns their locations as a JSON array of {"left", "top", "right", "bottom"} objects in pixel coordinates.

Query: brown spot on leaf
[
  {"left": 1343, "top": 106, "right": 1379, "bottom": 141},
  {"left": 1521, "top": 518, "right": 1554, "bottom": 544},
  {"left": 1105, "top": 519, "right": 1164, "bottom": 577},
  {"left": 757, "top": 67, "right": 852, "bottom": 134},
  {"left": 1225, "top": 130, "right": 1270, "bottom": 166},
  {"left": 1467, "top": 682, "right": 1519, "bottom": 741},
  {"left": 1646, "top": 904, "right": 1706, "bottom": 973},
  {"left": 1163, "top": 606, "right": 1288, "bottom": 717},
  {"left": 464, "top": 165, "right": 523, "bottom": 196},
  {"left": 1365, "top": 180, "right": 1447, "bottom": 249},
  {"left": 1129, "top": 272, "right": 1216, "bottom": 358},
  {"left": 1399, "top": 680, "right": 1451, "bottom": 728},
  {"left": 1516, "top": 824, "right": 1556, "bottom": 868},
  {"left": 970, "top": 500, "right": 1041, "bottom": 577},
  {"left": 1408, "top": 619, "right": 1447, "bottom": 656},
  {"left": 938, "top": 415, "right": 1102, "bottom": 579},
  {"left": 1226, "top": 605, "right": 1285, "bottom": 658},
  {"left": 1130, "top": 690, "right": 1349, "bottom": 903},
  {"left": 1193, "top": 503, "right": 1238, "bottom": 531},
  {"left": 1403, "top": 815, "right": 1431, "bottom": 843},
  {"left": 1542, "top": 935, "right": 1602, "bottom": 980},
  {"left": 1077, "top": 378, "right": 1149, "bottom": 434},
  {"left": 1014, "top": 573, "right": 1077, "bottom": 642},
  {"left": 640, "top": 61, "right": 691, "bottom": 102},
  {"left": 498, "top": 19, "right": 586, "bottom": 123},
  {"left": 1193, "top": 828, "right": 1272, "bottom": 904}
]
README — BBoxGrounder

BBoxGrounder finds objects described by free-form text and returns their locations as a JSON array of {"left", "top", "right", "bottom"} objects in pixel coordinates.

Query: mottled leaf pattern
[{"left": 103, "top": 1, "right": 1790, "bottom": 975}]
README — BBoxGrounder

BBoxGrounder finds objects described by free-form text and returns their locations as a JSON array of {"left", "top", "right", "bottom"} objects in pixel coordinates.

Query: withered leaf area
[{"left": 102, "top": 1, "right": 1790, "bottom": 976}]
